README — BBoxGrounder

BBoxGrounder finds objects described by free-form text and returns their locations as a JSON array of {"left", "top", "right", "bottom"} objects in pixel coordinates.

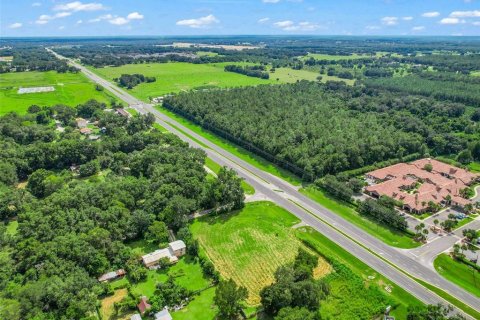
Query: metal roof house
[
  {"left": 154, "top": 308, "right": 173, "bottom": 320},
  {"left": 142, "top": 240, "right": 186, "bottom": 268}
]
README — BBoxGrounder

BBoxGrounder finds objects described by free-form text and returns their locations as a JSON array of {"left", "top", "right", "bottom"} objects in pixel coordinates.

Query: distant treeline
[
  {"left": 0, "top": 47, "right": 78, "bottom": 74},
  {"left": 224, "top": 65, "right": 270, "bottom": 79}
]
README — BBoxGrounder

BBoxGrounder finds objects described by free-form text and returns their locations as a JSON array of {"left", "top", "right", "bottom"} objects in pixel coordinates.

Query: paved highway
[{"left": 50, "top": 49, "right": 480, "bottom": 318}]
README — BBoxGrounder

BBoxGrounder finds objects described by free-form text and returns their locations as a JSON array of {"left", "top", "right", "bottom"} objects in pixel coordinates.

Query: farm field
[
  {"left": 300, "top": 187, "right": 420, "bottom": 249},
  {"left": 296, "top": 226, "right": 423, "bottom": 320},
  {"left": 0, "top": 71, "right": 116, "bottom": 115},
  {"left": 272, "top": 67, "right": 354, "bottom": 85},
  {"left": 190, "top": 201, "right": 303, "bottom": 305},
  {"left": 434, "top": 253, "right": 480, "bottom": 297},
  {"left": 92, "top": 62, "right": 273, "bottom": 101}
]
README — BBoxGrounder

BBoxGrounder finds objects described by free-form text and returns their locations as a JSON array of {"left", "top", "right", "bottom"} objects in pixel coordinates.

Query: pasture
[
  {"left": 303, "top": 53, "right": 372, "bottom": 60},
  {"left": 0, "top": 71, "right": 116, "bottom": 115},
  {"left": 92, "top": 62, "right": 273, "bottom": 101},
  {"left": 190, "top": 201, "right": 304, "bottom": 305}
]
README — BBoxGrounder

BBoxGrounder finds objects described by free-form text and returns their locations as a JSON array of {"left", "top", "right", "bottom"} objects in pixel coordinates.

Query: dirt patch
[
  {"left": 16, "top": 181, "right": 27, "bottom": 189},
  {"left": 100, "top": 288, "right": 128, "bottom": 320},
  {"left": 313, "top": 256, "right": 333, "bottom": 280}
]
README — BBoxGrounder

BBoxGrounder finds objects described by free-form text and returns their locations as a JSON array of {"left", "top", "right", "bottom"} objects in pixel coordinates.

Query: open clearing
[
  {"left": 296, "top": 226, "right": 423, "bottom": 320},
  {"left": 100, "top": 288, "right": 130, "bottom": 320},
  {"left": 172, "top": 287, "right": 218, "bottom": 320},
  {"left": 434, "top": 253, "right": 480, "bottom": 298},
  {"left": 0, "top": 71, "right": 116, "bottom": 115},
  {"left": 190, "top": 201, "right": 303, "bottom": 305},
  {"left": 93, "top": 62, "right": 273, "bottom": 101},
  {"left": 302, "top": 53, "right": 373, "bottom": 60}
]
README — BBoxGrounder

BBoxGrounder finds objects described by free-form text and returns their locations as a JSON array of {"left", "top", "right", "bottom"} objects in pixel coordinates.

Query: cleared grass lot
[
  {"left": 296, "top": 226, "right": 423, "bottom": 320},
  {"left": 434, "top": 253, "right": 480, "bottom": 298},
  {"left": 0, "top": 71, "right": 116, "bottom": 115},
  {"left": 190, "top": 201, "right": 302, "bottom": 305},
  {"left": 92, "top": 62, "right": 273, "bottom": 102}
]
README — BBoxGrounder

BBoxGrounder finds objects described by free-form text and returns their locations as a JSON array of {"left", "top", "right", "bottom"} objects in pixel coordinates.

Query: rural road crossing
[{"left": 49, "top": 48, "right": 480, "bottom": 319}]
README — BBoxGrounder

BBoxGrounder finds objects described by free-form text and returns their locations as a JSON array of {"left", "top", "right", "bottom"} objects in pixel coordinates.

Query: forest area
[
  {"left": 164, "top": 81, "right": 480, "bottom": 179},
  {"left": 0, "top": 101, "right": 244, "bottom": 319}
]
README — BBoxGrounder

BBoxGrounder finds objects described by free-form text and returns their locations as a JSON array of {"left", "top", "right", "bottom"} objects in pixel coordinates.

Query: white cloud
[
  {"left": 35, "top": 19, "right": 49, "bottom": 25},
  {"left": 440, "top": 17, "right": 464, "bottom": 24},
  {"left": 473, "top": 21, "right": 480, "bottom": 26},
  {"left": 422, "top": 11, "right": 440, "bottom": 18},
  {"left": 411, "top": 26, "right": 425, "bottom": 31},
  {"left": 365, "top": 25, "right": 381, "bottom": 30},
  {"left": 127, "top": 12, "right": 143, "bottom": 20},
  {"left": 89, "top": 14, "right": 113, "bottom": 23},
  {"left": 449, "top": 10, "right": 480, "bottom": 18},
  {"left": 32, "top": 2, "right": 41, "bottom": 7},
  {"left": 76, "top": 19, "right": 83, "bottom": 24},
  {"left": 273, "top": 20, "right": 294, "bottom": 28},
  {"left": 176, "top": 14, "right": 219, "bottom": 28},
  {"left": 262, "top": 0, "right": 280, "bottom": 3},
  {"left": 402, "top": 16, "right": 413, "bottom": 21},
  {"left": 381, "top": 16, "right": 398, "bottom": 26},
  {"left": 109, "top": 17, "right": 129, "bottom": 25},
  {"left": 53, "top": 1, "right": 106, "bottom": 12},
  {"left": 8, "top": 22, "right": 23, "bottom": 29},
  {"left": 55, "top": 12, "right": 72, "bottom": 18},
  {"left": 258, "top": 17, "right": 270, "bottom": 24},
  {"left": 58, "top": 26, "right": 65, "bottom": 30},
  {"left": 273, "top": 20, "right": 320, "bottom": 31}
]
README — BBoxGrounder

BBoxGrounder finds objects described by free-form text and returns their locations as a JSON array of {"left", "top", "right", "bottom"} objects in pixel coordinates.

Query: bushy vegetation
[
  {"left": 0, "top": 46, "right": 78, "bottom": 73},
  {"left": 116, "top": 73, "right": 156, "bottom": 89},
  {"left": 165, "top": 81, "right": 478, "bottom": 179},
  {"left": 0, "top": 101, "right": 244, "bottom": 319},
  {"left": 358, "top": 198, "right": 408, "bottom": 231}
]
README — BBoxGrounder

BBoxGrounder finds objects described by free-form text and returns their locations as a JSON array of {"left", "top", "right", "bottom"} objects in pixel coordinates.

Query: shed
[{"left": 154, "top": 308, "right": 173, "bottom": 320}]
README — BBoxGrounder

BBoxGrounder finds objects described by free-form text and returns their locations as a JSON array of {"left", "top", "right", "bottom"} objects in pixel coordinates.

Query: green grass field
[
  {"left": 130, "top": 257, "right": 211, "bottom": 298},
  {"left": 92, "top": 62, "right": 273, "bottom": 101},
  {"left": 271, "top": 67, "right": 354, "bottom": 85},
  {"left": 0, "top": 71, "right": 116, "bottom": 115},
  {"left": 468, "top": 161, "right": 480, "bottom": 173},
  {"left": 190, "top": 201, "right": 302, "bottom": 305},
  {"left": 296, "top": 226, "right": 423, "bottom": 320},
  {"left": 172, "top": 287, "right": 218, "bottom": 320},
  {"left": 300, "top": 187, "right": 419, "bottom": 249},
  {"left": 434, "top": 253, "right": 480, "bottom": 298}
]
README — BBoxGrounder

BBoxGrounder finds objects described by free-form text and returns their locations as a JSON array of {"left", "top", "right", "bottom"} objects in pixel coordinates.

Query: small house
[
  {"left": 169, "top": 240, "right": 186, "bottom": 257},
  {"left": 116, "top": 108, "right": 131, "bottom": 118},
  {"left": 141, "top": 240, "right": 186, "bottom": 268},
  {"left": 137, "top": 296, "right": 151, "bottom": 315},
  {"left": 154, "top": 308, "right": 173, "bottom": 320},
  {"left": 97, "top": 269, "right": 126, "bottom": 282},
  {"left": 130, "top": 314, "right": 142, "bottom": 320},
  {"left": 76, "top": 118, "right": 87, "bottom": 128},
  {"left": 80, "top": 127, "right": 92, "bottom": 135}
]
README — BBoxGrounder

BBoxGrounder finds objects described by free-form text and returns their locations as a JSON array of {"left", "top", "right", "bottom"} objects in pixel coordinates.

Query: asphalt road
[{"left": 50, "top": 49, "right": 480, "bottom": 318}]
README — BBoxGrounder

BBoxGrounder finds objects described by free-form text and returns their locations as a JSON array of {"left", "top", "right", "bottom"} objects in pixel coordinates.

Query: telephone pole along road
[{"left": 49, "top": 49, "right": 480, "bottom": 318}]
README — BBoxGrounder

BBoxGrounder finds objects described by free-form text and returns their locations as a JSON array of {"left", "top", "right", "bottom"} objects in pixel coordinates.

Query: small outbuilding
[
  {"left": 130, "top": 314, "right": 142, "bottom": 320},
  {"left": 154, "top": 308, "right": 173, "bottom": 320},
  {"left": 116, "top": 108, "right": 131, "bottom": 118},
  {"left": 97, "top": 269, "right": 126, "bottom": 282},
  {"left": 76, "top": 118, "right": 87, "bottom": 128},
  {"left": 137, "top": 296, "right": 151, "bottom": 315},
  {"left": 80, "top": 127, "right": 92, "bottom": 135}
]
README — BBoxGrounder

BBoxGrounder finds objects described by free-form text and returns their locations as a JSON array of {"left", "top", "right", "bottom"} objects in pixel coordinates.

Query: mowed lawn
[
  {"left": 92, "top": 62, "right": 274, "bottom": 101},
  {"left": 434, "top": 253, "right": 480, "bottom": 297},
  {"left": 172, "top": 287, "right": 218, "bottom": 320},
  {"left": 190, "top": 201, "right": 302, "bottom": 305},
  {"left": 0, "top": 71, "right": 116, "bottom": 115}
]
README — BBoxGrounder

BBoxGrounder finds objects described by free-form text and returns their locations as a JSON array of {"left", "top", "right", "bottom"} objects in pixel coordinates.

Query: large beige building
[{"left": 142, "top": 240, "right": 186, "bottom": 268}]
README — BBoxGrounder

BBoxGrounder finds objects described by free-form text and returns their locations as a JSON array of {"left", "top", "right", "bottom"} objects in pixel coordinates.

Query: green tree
[
  {"left": 0, "top": 162, "right": 18, "bottom": 186},
  {"left": 276, "top": 307, "right": 319, "bottom": 320},
  {"left": 145, "top": 221, "right": 169, "bottom": 245},
  {"left": 214, "top": 279, "right": 248, "bottom": 319}
]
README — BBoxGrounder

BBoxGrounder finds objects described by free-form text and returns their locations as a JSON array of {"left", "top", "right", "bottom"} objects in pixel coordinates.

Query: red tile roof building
[
  {"left": 137, "top": 296, "right": 151, "bottom": 315},
  {"left": 365, "top": 159, "right": 478, "bottom": 214}
]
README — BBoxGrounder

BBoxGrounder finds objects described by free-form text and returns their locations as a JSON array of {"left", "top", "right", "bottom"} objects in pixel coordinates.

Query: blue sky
[{"left": 2, "top": 0, "right": 480, "bottom": 37}]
